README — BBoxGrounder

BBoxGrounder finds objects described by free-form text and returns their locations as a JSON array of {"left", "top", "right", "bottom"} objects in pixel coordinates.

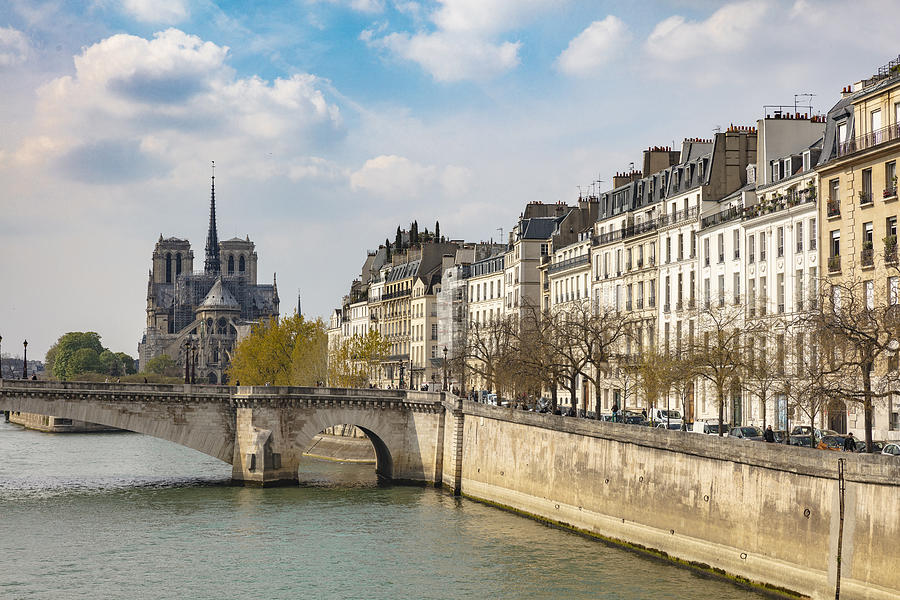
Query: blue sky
[{"left": 0, "top": 0, "right": 897, "bottom": 358}]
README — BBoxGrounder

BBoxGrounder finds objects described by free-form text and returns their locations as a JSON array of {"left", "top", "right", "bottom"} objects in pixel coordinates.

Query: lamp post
[
  {"left": 399, "top": 364, "right": 405, "bottom": 389},
  {"left": 183, "top": 339, "right": 190, "bottom": 383},
  {"left": 0, "top": 334, "right": 3, "bottom": 379},
  {"left": 442, "top": 346, "right": 448, "bottom": 392},
  {"left": 23, "top": 339, "right": 28, "bottom": 379}
]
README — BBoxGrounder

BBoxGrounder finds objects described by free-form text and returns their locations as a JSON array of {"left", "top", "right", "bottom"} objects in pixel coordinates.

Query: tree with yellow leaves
[
  {"left": 227, "top": 313, "right": 327, "bottom": 386},
  {"left": 328, "top": 329, "right": 390, "bottom": 388}
]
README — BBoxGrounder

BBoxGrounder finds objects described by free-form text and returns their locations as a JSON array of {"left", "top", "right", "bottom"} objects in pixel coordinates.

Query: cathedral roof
[{"left": 199, "top": 278, "right": 240, "bottom": 309}]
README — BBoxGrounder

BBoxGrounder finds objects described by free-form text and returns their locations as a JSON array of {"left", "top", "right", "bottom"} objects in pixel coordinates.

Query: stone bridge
[{"left": 0, "top": 379, "right": 461, "bottom": 487}]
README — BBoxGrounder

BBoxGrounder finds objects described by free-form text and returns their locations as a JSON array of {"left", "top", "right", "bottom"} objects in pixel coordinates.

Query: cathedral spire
[{"left": 204, "top": 160, "right": 221, "bottom": 274}]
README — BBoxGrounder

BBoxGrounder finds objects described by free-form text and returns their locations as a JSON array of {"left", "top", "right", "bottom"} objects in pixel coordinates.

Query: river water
[{"left": 0, "top": 421, "right": 768, "bottom": 600}]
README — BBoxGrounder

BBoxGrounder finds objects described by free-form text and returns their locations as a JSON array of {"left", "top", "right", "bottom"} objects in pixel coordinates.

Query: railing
[
  {"left": 862, "top": 247, "right": 875, "bottom": 267},
  {"left": 663, "top": 303, "right": 671, "bottom": 313},
  {"left": 860, "top": 191, "right": 874, "bottom": 206},
  {"left": 836, "top": 123, "right": 900, "bottom": 158},
  {"left": 658, "top": 205, "right": 700, "bottom": 228},
  {"left": 828, "top": 255, "right": 841, "bottom": 272},
  {"left": 649, "top": 297, "right": 656, "bottom": 308},
  {"left": 827, "top": 199, "right": 840, "bottom": 217},
  {"left": 886, "top": 244, "right": 898, "bottom": 264},
  {"left": 547, "top": 253, "right": 590, "bottom": 274},
  {"left": 636, "top": 298, "right": 644, "bottom": 309},
  {"left": 700, "top": 205, "right": 743, "bottom": 229},
  {"left": 886, "top": 185, "right": 898, "bottom": 199},
  {"left": 626, "top": 300, "right": 632, "bottom": 311},
  {"left": 593, "top": 229, "right": 624, "bottom": 246},
  {"left": 383, "top": 289, "right": 411, "bottom": 301}
]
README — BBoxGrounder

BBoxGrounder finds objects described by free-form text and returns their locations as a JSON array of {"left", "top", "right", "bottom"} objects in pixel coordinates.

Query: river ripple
[{"left": 0, "top": 421, "right": 768, "bottom": 600}]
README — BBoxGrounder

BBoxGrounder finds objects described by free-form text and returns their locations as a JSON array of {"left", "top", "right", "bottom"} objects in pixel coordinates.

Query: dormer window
[
  {"left": 771, "top": 161, "right": 780, "bottom": 182},
  {"left": 783, "top": 158, "right": 792, "bottom": 178},
  {"left": 802, "top": 151, "right": 810, "bottom": 171}
]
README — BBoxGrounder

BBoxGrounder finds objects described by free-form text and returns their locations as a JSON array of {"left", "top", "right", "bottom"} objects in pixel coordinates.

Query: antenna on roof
[
  {"left": 794, "top": 93, "right": 816, "bottom": 115},
  {"left": 497, "top": 227, "right": 503, "bottom": 242},
  {"left": 577, "top": 185, "right": 583, "bottom": 199}
]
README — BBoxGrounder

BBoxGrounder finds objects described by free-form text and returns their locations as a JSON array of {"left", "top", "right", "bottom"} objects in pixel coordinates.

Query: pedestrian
[
  {"left": 143, "top": 377, "right": 148, "bottom": 384},
  {"left": 235, "top": 379, "right": 240, "bottom": 387},
  {"left": 764, "top": 425, "right": 775, "bottom": 443},
  {"left": 611, "top": 402, "right": 619, "bottom": 422},
  {"left": 31, "top": 373, "right": 37, "bottom": 381},
  {"left": 843, "top": 432, "right": 856, "bottom": 452}
]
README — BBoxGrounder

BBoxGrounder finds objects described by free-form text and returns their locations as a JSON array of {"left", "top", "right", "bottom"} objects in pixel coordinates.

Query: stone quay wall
[{"left": 449, "top": 401, "right": 900, "bottom": 600}]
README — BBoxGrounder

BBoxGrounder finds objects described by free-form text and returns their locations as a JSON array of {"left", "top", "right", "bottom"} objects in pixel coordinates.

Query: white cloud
[
  {"left": 645, "top": 1, "right": 768, "bottom": 62},
  {"left": 0, "top": 26, "right": 31, "bottom": 67},
  {"left": 350, "top": 154, "right": 471, "bottom": 198},
  {"left": 8, "top": 29, "right": 343, "bottom": 181},
  {"left": 375, "top": 31, "right": 519, "bottom": 82},
  {"left": 432, "top": 0, "right": 562, "bottom": 35},
  {"left": 556, "top": 16, "right": 630, "bottom": 76},
  {"left": 309, "top": 0, "right": 385, "bottom": 13},
  {"left": 121, "top": 0, "right": 189, "bottom": 24},
  {"left": 365, "top": 0, "right": 563, "bottom": 81}
]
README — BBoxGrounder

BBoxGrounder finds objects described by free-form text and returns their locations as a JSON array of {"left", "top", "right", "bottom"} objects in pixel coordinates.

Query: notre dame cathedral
[{"left": 137, "top": 169, "right": 279, "bottom": 383}]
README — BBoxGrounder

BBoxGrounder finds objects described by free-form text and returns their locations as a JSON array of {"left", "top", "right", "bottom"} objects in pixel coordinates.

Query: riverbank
[{"left": 304, "top": 433, "right": 375, "bottom": 463}]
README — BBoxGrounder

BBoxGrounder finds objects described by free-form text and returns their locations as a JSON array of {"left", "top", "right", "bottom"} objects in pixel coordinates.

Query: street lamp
[
  {"left": 442, "top": 346, "right": 448, "bottom": 392},
  {"left": 23, "top": 339, "right": 28, "bottom": 379},
  {"left": 399, "top": 363, "right": 405, "bottom": 389},
  {"left": 183, "top": 339, "right": 191, "bottom": 383}
]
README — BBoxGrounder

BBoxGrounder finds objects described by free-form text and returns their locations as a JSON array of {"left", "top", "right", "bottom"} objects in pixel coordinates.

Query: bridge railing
[{"left": 0, "top": 378, "right": 233, "bottom": 396}]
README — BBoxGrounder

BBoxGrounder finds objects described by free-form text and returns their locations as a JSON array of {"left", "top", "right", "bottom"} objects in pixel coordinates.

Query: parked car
[
  {"left": 772, "top": 430, "right": 788, "bottom": 443},
  {"left": 790, "top": 435, "right": 815, "bottom": 447},
  {"left": 649, "top": 408, "right": 683, "bottom": 427},
  {"left": 817, "top": 435, "right": 849, "bottom": 451},
  {"left": 656, "top": 422, "right": 682, "bottom": 431},
  {"left": 729, "top": 426, "right": 764, "bottom": 441},
  {"left": 882, "top": 443, "right": 900, "bottom": 456},
  {"left": 855, "top": 440, "right": 886, "bottom": 453},
  {"left": 691, "top": 420, "right": 728, "bottom": 435},
  {"left": 790, "top": 426, "right": 840, "bottom": 442}
]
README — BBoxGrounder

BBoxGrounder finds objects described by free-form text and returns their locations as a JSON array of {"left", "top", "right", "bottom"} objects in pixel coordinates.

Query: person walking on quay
[
  {"left": 764, "top": 425, "right": 775, "bottom": 443},
  {"left": 843, "top": 432, "right": 856, "bottom": 452}
]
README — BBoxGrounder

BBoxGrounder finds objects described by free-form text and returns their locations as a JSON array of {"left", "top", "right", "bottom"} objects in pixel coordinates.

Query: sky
[{"left": 0, "top": 0, "right": 898, "bottom": 360}]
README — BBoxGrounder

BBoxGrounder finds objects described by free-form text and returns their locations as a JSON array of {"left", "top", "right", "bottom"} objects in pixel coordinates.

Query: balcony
[
  {"left": 827, "top": 200, "right": 840, "bottom": 218},
  {"left": 663, "top": 303, "right": 671, "bottom": 313},
  {"left": 861, "top": 247, "right": 874, "bottom": 267},
  {"left": 859, "top": 191, "right": 874, "bottom": 207},
  {"left": 700, "top": 205, "right": 742, "bottom": 229},
  {"left": 886, "top": 185, "right": 899, "bottom": 200},
  {"left": 547, "top": 253, "right": 590, "bottom": 275},
  {"left": 828, "top": 255, "right": 841, "bottom": 273},
  {"left": 836, "top": 123, "right": 900, "bottom": 159},
  {"left": 886, "top": 244, "right": 898, "bottom": 264}
]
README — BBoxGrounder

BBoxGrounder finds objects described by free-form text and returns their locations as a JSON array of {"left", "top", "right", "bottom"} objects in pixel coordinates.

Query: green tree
[
  {"left": 48, "top": 332, "right": 104, "bottom": 380},
  {"left": 328, "top": 329, "right": 390, "bottom": 387},
  {"left": 116, "top": 352, "right": 137, "bottom": 374},
  {"left": 68, "top": 347, "right": 100, "bottom": 378},
  {"left": 145, "top": 354, "right": 180, "bottom": 377},
  {"left": 227, "top": 313, "right": 327, "bottom": 386},
  {"left": 98, "top": 350, "right": 120, "bottom": 376}
]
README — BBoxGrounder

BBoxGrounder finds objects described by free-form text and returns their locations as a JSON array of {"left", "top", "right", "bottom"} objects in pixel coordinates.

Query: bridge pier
[{"left": 232, "top": 404, "right": 301, "bottom": 486}]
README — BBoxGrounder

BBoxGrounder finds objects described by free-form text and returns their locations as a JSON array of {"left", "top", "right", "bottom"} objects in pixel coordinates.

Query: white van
[
  {"left": 691, "top": 420, "right": 729, "bottom": 436},
  {"left": 649, "top": 408, "right": 683, "bottom": 427}
]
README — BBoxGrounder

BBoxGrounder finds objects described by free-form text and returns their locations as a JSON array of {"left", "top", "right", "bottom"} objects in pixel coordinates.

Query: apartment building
[
  {"left": 410, "top": 270, "right": 441, "bottom": 389},
  {"left": 817, "top": 56, "right": 900, "bottom": 439},
  {"left": 743, "top": 114, "right": 824, "bottom": 429}
]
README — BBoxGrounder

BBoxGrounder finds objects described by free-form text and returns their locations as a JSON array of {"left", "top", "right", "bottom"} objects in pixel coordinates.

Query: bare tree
[
  {"left": 743, "top": 331, "right": 787, "bottom": 430},
  {"left": 460, "top": 315, "right": 514, "bottom": 397},
  {"left": 804, "top": 274, "right": 900, "bottom": 452},
  {"left": 632, "top": 346, "right": 682, "bottom": 421},
  {"left": 687, "top": 301, "right": 759, "bottom": 436},
  {"left": 509, "top": 300, "right": 567, "bottom": 411}
]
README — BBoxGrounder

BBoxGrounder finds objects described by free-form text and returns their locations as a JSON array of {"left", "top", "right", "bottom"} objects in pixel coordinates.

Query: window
[
  {"left": 837, "top": 121, "right": 847, "bottom": 144},
  {"left": 809, "top": 268, "right": 818, "bottom": 308},
  {"left": 678, "top": 233, "right": 684, "bottom": 260},
  {"left": 865, "top": 280, "right": 874, "bottom": 310},
  {"left": 888, "top": 161, "right": 897, "bottom": 195},
  {"left": 704, "top": 278, "right": 711, "bottom": 308},
  {"left": 691, "top": 231, "right": 697, "bottom": 258},
  {"left": 760, "top": 276, "right": 767, "bottom": 316},
  {"left": 890, "top": 276, "right": 899, "bottom": 305},
  {"left": 677, "top": 273, "right": 683, "bottom": 307},
  {"left": 749, "top": 235, "right": 756, "bottom": 262},
  {"left": 718, "top": 274, "right": 725, "bottom": 307},
  {"left": 649, "top": 279, "right": 656, "bottom": 307},
  {"left": 803, "top": 151, "right": 810, "bottom": 171},
  {"left": 749, "top": 279, "right": 757, "bottom": 317},
  {"left": 540, "top": 243, "right": 549, "bottom": 256},
  {"left": 717, "top": 233, "right": 724, "bottom": 263},
  {"left": 227, "top": 255, "right": 235, "bottom": 274},
  {"left": 704, "top": 238, "right": 710, "bottom": 266},
  {"left": 872, "top": 109, "right": 882, "bottom": 143},
  {"left": 165, "top": 253, "right": 172, "bottom": 283},
  {"left": 830, "top": 230, "right": 840, "bottom": 258},
  {"left": 777, "top": 273, "right": 785, "bottom": 314},
  {"left": 760, "top": 232, "right": 767, "bottom": 260},
  {"left": 689, "top": 271, "right": 696, "bottom": 305},
  {"left": 809, "top": 218, "right": 817, "bottom": 250},
  {"left": 829, "top": 178, "right": 840, "bottom": 203},
  {"left": 239, "top": 255, "right": 245, "bottom": 272},
  {"left": 777, "top": 227, "right": 784, "bottom": 257},
  {"left": 733, "top": 272, "right": 740, "bottom": 305},
  {"left": 796, "top": 221, "right": 804, "bottom": 252},
  {"left": 666, "top": 237, "right": 672, "bottom": 263},
  {"left": 733, "top": 229, "right": 740, "bottom": 259},
  {"left": 771, "top": 160, "right": 780, "bottom": 182},
  {"left": 862, "top": 168, "right": 873, "bottom": 205},
  {"left": 665, "top": 275, "right": 671, "bottom": 311}
]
